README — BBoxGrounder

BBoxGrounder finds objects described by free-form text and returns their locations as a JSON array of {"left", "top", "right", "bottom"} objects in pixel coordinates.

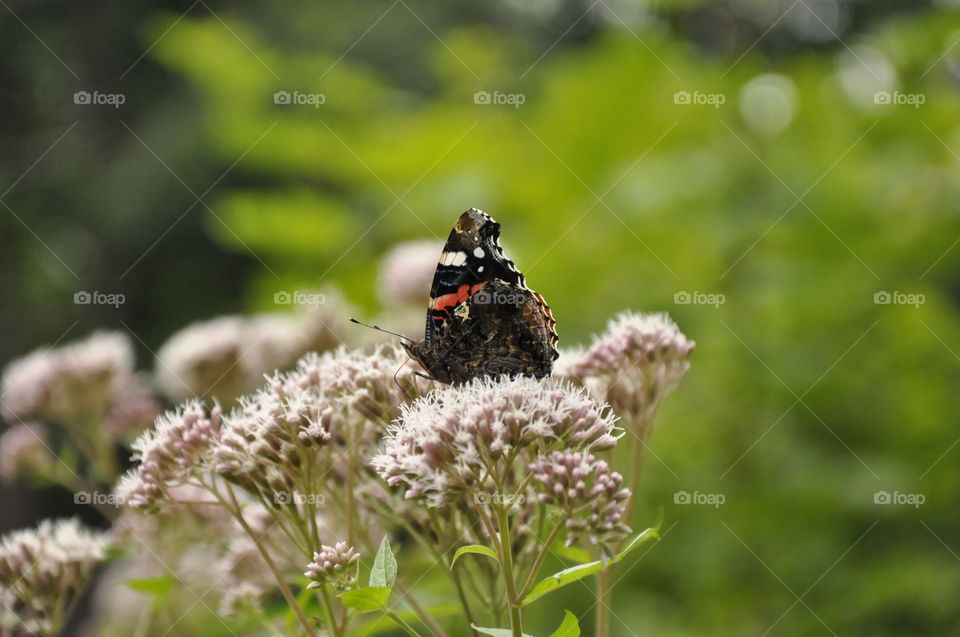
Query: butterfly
[{"left": 400, "top": 208, "right": 559, "bottom": 384}]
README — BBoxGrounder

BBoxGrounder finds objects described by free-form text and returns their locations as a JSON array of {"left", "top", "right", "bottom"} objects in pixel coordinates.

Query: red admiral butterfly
[{"left": 399, "top": 208, "right": 559, "bottom": 384}]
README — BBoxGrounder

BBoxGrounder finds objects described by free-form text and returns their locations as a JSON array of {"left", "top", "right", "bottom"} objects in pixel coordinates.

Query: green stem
[
  {"left": 395, "top": 579, "right": 451, "bottom": 637},
  {"left": 220, "top": 484, "right": 321, "bottom": 637},
  {"left": 496, "top": 505, "right": 523, "bottom": 637},
  {"left": 448, "top": 564, "right": 481, "bottom": 637},
  {"left": 595, "top": 570, "right": 612, "bottom": 637},
  {"left": 318, "top": 585, "right": 343, "bottom": 637},
  {"left": 385, "top": 608, "right": 424, "bottom": 637},
  {"left": 595, "top": 408, "right": 656, "bottom": 637},
  {"left": 518, "top": 521, "right": 563, "bottom": 600},
  {"left": 622, "top": 409, "right": 655, "bottom": 526}
]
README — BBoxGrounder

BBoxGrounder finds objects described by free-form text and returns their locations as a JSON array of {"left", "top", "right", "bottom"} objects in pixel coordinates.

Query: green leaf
[
  {"left": 125, "top": 575, "right": 176, "bottom": 598},
  {"left": 549, "top": 610, "right": 581, "bottom": 637},
  {"left": 339, "top": 587, "right": 391, "bottom": 612},
  {"left": 551, "top": 540, "right": 593, "bottom": 564},
  {"left": 522, "top": 528, "right": 659, "bottom": 607},
  {"left": 471, "top": 625, "right": 534, "bottom": 637},
  {"left": 369, "top": 536, "right": 398, "bottom": 588},
  {"left": 451, "top": 544, "right": 499, "bottom": 567}
]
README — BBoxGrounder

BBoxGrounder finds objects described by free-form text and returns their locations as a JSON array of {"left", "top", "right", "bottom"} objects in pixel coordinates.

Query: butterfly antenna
[{"left": 349, "top": 318, "right": 415, "bottom": 344}]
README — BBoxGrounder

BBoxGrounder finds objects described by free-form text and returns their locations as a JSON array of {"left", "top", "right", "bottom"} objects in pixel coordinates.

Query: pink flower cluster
[{"left": 116, "top": 401, "right": 222, "bottom": 510}]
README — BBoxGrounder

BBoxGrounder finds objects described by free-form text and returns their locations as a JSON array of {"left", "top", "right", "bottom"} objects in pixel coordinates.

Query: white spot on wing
[
  {"left": 473, "top": 247, "right": 485, "bottom": 258},
  {"left": 440, "top": 251, "right": 467, "bottom": 266}
]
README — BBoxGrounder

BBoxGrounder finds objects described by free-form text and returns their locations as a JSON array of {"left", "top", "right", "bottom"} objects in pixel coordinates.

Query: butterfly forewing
[{"left": 406, "top": 208, "right": 558, "bottom": 383}]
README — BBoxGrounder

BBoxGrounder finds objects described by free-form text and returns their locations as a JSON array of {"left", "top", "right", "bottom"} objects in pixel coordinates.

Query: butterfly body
[{"left": 403, "top": 208, "right": 558, "bottom": 384}]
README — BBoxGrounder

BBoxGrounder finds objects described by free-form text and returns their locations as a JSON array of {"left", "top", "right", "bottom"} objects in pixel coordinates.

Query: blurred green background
[{"left": 2, "top": 0, "right": 959, "bottom": 634}]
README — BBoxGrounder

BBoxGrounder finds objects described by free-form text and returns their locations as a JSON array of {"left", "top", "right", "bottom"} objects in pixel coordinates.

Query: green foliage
[
  {"left": 369, "top": 537, "right": 398, "bottom": 589},
  {"left": 339, "top": 587, "right": 392, "bottom": 613},
  {"left": 523, "top": 529, "right": 659, "bottom": 606},
  {"left": 549, "top": 611, "right": 581, "bottom": 637},
  {"left": 451, "top": 544, "right": 500, "bottom": 567}
]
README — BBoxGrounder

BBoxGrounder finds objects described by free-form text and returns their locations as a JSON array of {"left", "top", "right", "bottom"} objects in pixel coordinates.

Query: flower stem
[
  {"left": 518, "top": 521, "right": 563, "bottom": 600},
  {"left": 395, "top": 579, "right": 451, "bottom": 637},
  {"left": 318, "top": 585, "right": 342, "bottom": 637},
  {"left": 595, "top": 570, "right": 613, "bottom": 637},
  {"left": 595, "top": 408, "right": 656, "bottom": 637},
  {"left": 221, "top": 484, "right": 321, "bottom": 637},
  {"left": 496, "top": 504, "right": 523, "bottom": 637},
  {"left": 385, "top": 608, "right": 424, "bottom": 637}
]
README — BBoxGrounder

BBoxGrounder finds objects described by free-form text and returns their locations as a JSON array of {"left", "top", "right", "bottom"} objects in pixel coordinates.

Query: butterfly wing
[
  {"left": 408, "top": 208, "right": 558, "bottom": 383},
  {"left": 433, "top": 279, "right": 558, "bottom": 380},
  {"left": 424, "top": 208, "right": 526, "bottom": 347}
]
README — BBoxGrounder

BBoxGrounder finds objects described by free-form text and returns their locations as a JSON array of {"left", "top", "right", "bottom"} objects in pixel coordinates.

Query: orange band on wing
[{"left": 431, "top": 282, "right": 486, "bottom": 315}]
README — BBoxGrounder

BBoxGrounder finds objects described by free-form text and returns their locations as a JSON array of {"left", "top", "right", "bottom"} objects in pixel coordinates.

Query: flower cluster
[
  {"left": 116, "top": 401, "right": 222, "bottom": 511},
  {"left": 373, "top": 376, "right": 619, "bottom": 504},
  {"left": 0, "top": 291, "right": 692, "bottom": 637},
  {"left": 0, "top": 331, "right": 158, "bottom": 485},
  {"left": 1, "top": 331, "right": 137, "bottom": 426},
  {"left": 529, "top": 450, "right": 631, "bottom": 557},
  {"left": 156, "top": 290, "right": 351, "bottom": 404},
  {"left": 0, "top": 519, "right": 112, "bottom": 636},
  {"left": 304, "top": 541, "right": 360, "bottom": 590},
  {"left": 561, "top": 312, "right": 694, "bottom": 424},
  {"left": 211, "top": 344, "right": 421, "bottom": 559},
  {"left": 377, "top": 239, "right": 443, "bottom": 307},
  {"left": 0, "top": 423, "right": 53, "bottom": 482}
]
